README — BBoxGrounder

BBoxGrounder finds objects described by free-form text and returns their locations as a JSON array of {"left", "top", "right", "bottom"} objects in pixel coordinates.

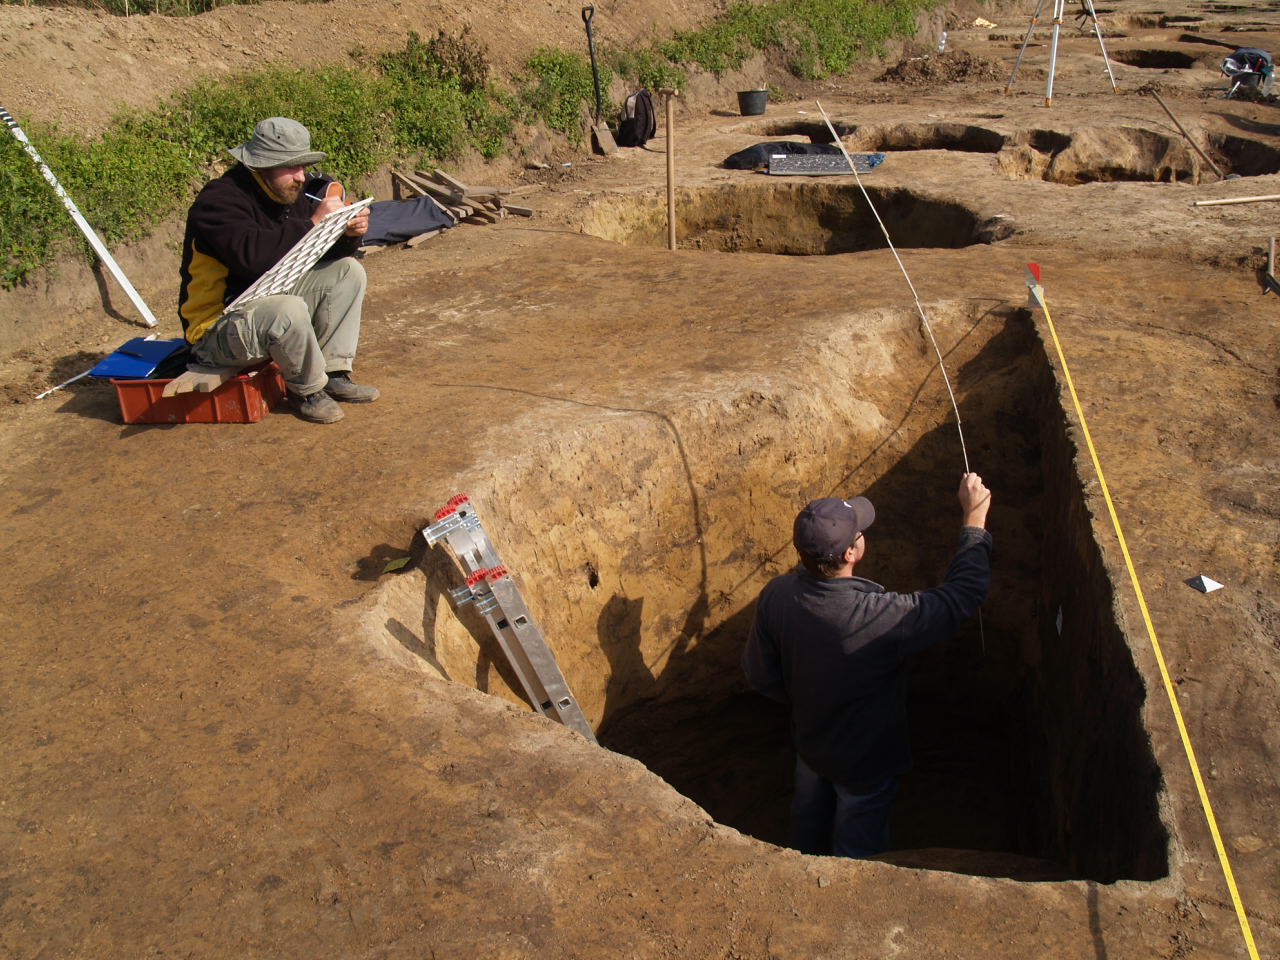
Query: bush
[
  {"left": 0, "top": 31, "right": 514, "bottom": 288},
  {"left": 0, "top": 1, "right": 936, "bottom": 287},
  {"left": 518, "top": 47, "right": 609, "bottom": 143}
]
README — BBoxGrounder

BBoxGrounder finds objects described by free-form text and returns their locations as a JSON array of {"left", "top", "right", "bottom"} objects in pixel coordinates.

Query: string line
[{"left": 817, "top": 100, "right": 970, "bottom": 474}]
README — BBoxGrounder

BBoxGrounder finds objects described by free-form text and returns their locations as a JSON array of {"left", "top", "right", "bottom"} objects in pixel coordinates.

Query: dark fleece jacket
[
  {"left": 742, "top": 526, "right": 992, "bottom": 788},
  {"left": 177, "top": 163, "right": 358, "bottom": 343}
]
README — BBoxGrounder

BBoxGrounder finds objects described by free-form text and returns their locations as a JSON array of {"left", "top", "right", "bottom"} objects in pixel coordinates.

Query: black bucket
[{"left": 737, "top": 89, "right": 768, "bottom": 116}]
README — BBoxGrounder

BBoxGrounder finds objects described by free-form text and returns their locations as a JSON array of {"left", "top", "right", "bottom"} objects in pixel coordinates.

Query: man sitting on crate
[{"left": 178, "top": 117, "right": 376, "bottom": 424}]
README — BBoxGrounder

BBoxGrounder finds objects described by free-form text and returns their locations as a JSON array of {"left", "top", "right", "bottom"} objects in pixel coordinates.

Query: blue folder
[{"left": 89, "top": 338, "right": 187, "bottom": 380}]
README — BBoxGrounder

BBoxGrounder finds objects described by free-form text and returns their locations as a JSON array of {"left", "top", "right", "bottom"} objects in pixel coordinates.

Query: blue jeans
[{"left": 790, "top": 755, "right": 898, "bottom": 858}]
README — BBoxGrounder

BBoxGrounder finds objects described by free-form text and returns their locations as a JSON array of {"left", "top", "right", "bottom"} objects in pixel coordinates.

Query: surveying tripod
[
  {"left": 1005, "top": 0, "right": 1119, "bottom": 106},
  {"left": 424, "top": 495, "right": 597, "bottom": 743}
]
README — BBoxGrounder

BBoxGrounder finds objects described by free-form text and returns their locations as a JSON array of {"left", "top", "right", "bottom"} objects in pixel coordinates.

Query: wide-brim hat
[
  {"left": 228, "top": 117, "right": 326, "bottom": 169},
  {"left": 793, "top": 496, "right": 876, "bottom": 560}
]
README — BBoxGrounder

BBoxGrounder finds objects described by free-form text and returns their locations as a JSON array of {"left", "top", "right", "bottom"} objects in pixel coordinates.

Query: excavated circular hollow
[
  {"left": 997, "top": 126, "right": 1212, "bottom": 184},
  {"left": 733, "top": 121, "right": 1278, "bottom": 186},
  {"left": 1109, "top": 48, "right": 1200, "bottom": 68},
  {"left": 742, "top": 119, "right": 1006, "bottom": 154},
  {"left": 580, "top": 182, "right": 992, "bottom": 255},
  {"left": 744, "top": 118, "right": 857, "bottom": 142},
  {"left": 1211, "top": 133, "right": 1280, "bottom": 176}
]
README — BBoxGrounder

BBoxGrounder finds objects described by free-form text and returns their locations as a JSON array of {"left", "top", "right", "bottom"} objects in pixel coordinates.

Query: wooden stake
[
  {"left": 1148, "top": 91, "right": 1226, "bottom": 181},
  {"left": 1194, "top": 194, "right": 1280, "bottom": 207},
  {"left": 660, "top": 88, "right": 679, "bottom": 251}
]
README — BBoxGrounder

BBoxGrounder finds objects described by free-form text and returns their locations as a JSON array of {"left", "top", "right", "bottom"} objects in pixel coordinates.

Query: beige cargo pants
[{"left": 193, "top": 257, "right": 367, "bottom": 397}]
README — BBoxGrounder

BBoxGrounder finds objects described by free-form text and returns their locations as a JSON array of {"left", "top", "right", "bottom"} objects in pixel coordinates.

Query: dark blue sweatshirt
[{"left": 742, "top": 526, "right": 992, "bottom": 788}]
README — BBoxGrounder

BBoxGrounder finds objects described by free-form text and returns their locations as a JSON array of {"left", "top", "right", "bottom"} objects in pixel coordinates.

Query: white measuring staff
[{"left": 1, "top": 104, "right": 158, "bottom": 328}]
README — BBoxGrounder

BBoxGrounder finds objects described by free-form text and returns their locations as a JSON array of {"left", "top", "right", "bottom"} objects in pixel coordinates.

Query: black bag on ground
[
  {"left": 722, "top": 140, "right": 843, "bottom": 170},
  {"left": 617, "top": 89, "right": 656, "bottom": 147}
]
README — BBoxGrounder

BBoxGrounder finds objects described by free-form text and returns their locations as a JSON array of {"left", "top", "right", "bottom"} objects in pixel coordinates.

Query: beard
[{"left": 274, "top": 180, "right": 303, "bottom": 204}]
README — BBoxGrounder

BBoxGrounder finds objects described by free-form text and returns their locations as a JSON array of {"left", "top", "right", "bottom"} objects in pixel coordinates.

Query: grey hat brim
[{"left": 228, "top": 144, "right": 326, "bottom": 169}]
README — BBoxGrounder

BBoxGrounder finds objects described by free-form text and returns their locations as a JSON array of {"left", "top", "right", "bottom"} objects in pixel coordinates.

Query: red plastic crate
[{"left": 111, "top": 362, "right": 287, "bottom": 424}]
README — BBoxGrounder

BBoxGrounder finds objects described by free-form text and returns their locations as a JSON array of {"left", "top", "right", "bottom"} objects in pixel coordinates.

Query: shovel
[{"left": 581, "top": 6, "right": 618, "bottom": 155}]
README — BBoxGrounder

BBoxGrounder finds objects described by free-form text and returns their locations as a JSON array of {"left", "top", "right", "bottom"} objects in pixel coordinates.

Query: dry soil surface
[{"left": 2, "top": 0, "right": 1279, "bottom": 958}]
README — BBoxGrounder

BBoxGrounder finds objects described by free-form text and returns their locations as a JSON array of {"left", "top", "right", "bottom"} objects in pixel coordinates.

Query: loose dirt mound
[{"left": 875, "top": 49, "right": 1007, "bottom": 85}]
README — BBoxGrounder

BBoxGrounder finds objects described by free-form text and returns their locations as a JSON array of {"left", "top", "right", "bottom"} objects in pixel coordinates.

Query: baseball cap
[{"left": 793, "top": 496, "right": 876, "bottom": 559}]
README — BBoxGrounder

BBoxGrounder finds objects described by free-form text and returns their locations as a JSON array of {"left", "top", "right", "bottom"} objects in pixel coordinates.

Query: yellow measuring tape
[{"left": 1026, "top": 264, "right": 1259, "bottom": 959}]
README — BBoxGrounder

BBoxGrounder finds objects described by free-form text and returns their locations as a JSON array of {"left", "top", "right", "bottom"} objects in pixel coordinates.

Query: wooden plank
[
  {"left": 500, "top": 203, "right": 535, "bottom": 217},
  {"left": 430, "top": 168, "right": 471, "bottom": 193},
  {"left": 460, "top": 185, "right": 510, "bottom": 200},
  {"left": 407, "top": 172, "right": 465, "bottom": 205},
  {"left": 391, "top": 170, "right": 427, "bottom": 197},
  {"left": 161, "top": 366, "right": 239, "bottom": 398},
  {"left": 405, "top": 229, "right": 442, "bottom": 247},
  {"left": 466, "top": 210, "right": 499, "bottom": 224}
]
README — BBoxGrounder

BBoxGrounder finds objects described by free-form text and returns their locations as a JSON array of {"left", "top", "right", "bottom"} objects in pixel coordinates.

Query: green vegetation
[
  {"left": 0, "top": 0, "right": 935, "bottom": 288},
  {"left": 519, "top": 47, "right": 611, "bottom": 142},
  {"left": 658, "top": 0, "right": 933, "bottom": 79}
]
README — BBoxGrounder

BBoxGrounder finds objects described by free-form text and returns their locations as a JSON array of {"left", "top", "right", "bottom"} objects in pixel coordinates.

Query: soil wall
[
  {"left": 356, "top": 300, "right": 1173, "bottom": 882},
  {"left": 1014, "top": 313, "right": 1170, "bottom": 882}
]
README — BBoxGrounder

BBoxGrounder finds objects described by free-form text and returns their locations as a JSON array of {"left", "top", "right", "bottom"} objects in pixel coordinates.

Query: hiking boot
[
  {"left": 325, "top": 372, "right": 379, "bottom": 403},
  {"left": 290, "top": 389, "right": 344, "bottom": 424}
]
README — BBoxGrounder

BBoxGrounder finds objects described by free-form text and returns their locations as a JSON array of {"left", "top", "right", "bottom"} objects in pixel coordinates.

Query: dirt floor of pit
[{"left": 3, "top": 0, "right": 1280, "bottom": 957}]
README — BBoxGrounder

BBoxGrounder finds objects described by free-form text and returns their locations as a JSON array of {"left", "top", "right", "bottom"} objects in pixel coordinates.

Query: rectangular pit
[{"left": 367, "top": 303, "right": 1169, "bottom": 884}]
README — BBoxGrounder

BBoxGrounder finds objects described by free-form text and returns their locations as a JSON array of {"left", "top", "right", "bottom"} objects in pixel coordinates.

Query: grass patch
[
  {"left": 1, "top": 0, "right": 934, "bottom": 289},
  {"left": 657, "top": 0, "right": 936, "bottom": 79},
  {"left": 519, "top": 47, "right": 612, "bottom": 143},
  {"left": 0, "top": 30, "right": 520, "bottom": 289}
]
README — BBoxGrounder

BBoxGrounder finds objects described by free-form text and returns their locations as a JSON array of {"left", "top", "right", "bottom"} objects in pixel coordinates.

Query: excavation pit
[
  {"left": 998, "top": 126, "right": 1212, "bottom": 184},
  {"left": 1109, "top": 49, "right": 1200, "bottom": 68},
  {"left": 579, "top": 183, "right": 1002, "bottom": 254},
  {"left": 374, "top": 305, "right": 1170, "bottom": 885},
  {"left": 1209, "top": 133, "right": 1280, "bottom": 177}
]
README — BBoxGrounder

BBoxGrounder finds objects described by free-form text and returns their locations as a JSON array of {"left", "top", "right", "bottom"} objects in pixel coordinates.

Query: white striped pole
[{"left": 1, "top": 104, "right": 158, "bottom": 327}]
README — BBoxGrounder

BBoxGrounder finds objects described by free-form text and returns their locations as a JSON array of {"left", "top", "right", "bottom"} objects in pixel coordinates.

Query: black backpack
[{"left": 616, "top": 89, "right": 656, "bottom": 147}]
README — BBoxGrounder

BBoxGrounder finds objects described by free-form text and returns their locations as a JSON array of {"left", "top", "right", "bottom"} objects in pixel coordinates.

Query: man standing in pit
[
  {"left": 742, "top": 473, "right": 992, "bottom": 858},
  {"left": 178, "top": 117, "right": 376, "bottom": 424}
]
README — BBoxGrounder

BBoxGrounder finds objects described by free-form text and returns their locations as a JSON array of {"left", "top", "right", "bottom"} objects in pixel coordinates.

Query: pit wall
[
  {"left": 0, "top": 222, "right": 183, "bottom": 356},
  {"left": 356, "top": 302, "right": 947, "bottom": 730},
  {"left": 1016, "top": 311, "right": 1169, "bottom": 882},
  {"left": 355, "top": 301, "right": 1171, "bottom": 882},
  {"left": 577, "top": 182, "right": 991, "bottom": 254}
]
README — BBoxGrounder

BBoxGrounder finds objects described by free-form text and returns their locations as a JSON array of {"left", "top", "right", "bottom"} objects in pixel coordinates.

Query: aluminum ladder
[{"left": 423, "top": 495, "right": 596, "bottom": 742}]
